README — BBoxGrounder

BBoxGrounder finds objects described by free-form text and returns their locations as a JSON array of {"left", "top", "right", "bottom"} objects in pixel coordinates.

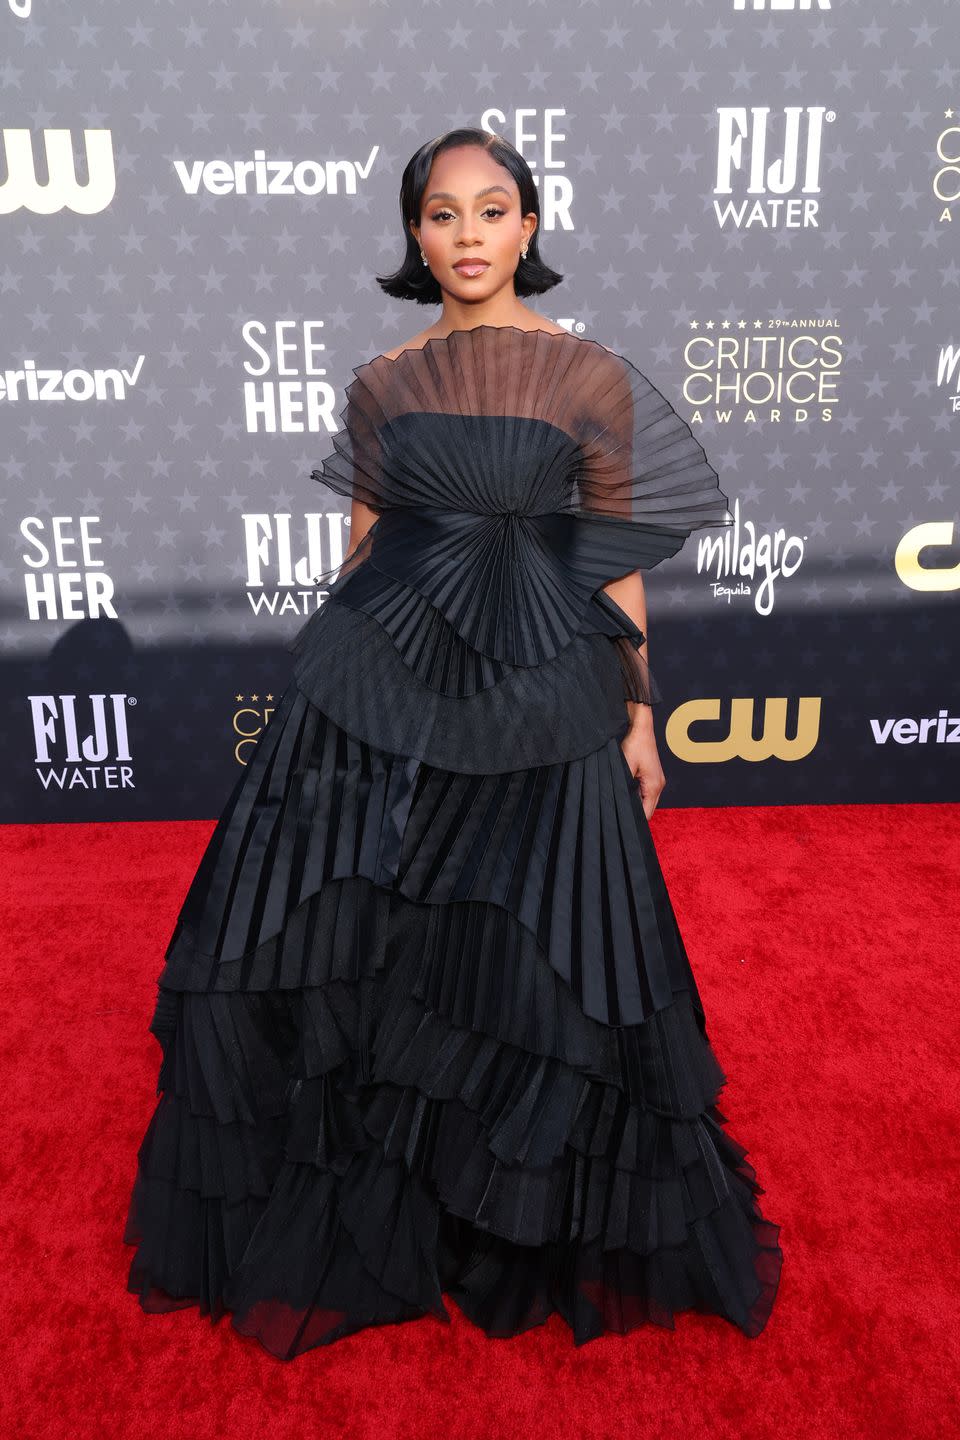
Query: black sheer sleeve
[
  {"left": 571, "top": 346, "right": 731, "bottom": 556},
  {"left": 572, "top": 348, "right": 731, "bottom": 708},
  {"left": 306, "top": 384, "right": 388, "bottom": 588}
]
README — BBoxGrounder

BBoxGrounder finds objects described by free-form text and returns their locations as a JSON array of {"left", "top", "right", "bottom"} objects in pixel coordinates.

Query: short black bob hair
[{"left": 377, "top": 127, "right": 564, "bottom": 306}]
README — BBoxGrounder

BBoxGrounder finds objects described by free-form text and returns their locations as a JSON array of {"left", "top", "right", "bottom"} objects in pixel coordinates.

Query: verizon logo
[
  {"left": 172, "top": 146, "right": 379, "bottom": 197},
  {"left": 869, "top": 711, "right": 960, "bottom": 745}
]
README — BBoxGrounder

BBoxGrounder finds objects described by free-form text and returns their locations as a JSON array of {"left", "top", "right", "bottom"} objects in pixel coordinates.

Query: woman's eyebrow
[{"left": 423, "top": 185, "right": 512, "bottom": 204}]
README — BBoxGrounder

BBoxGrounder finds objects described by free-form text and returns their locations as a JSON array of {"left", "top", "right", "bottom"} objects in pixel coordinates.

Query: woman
[{"left": 124, "top": 127, "right": 783, "bottom": 1359}]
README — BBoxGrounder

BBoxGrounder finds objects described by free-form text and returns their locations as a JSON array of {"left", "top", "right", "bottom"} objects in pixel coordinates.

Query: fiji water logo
[
  {"left": 29, "top": 693, "right": 136, "bottom": 791},
  {"left": 696, "top": 498, "right": 805, "bottom": 614},
  {"left": 0, "top": 128, "right": 116, "bottom": 215},
  {"left": 242, "top": 512, "right": 349, "bottom": 614},
  {"left": 713, "top": 105, "right": 832, "bottom": 229}
]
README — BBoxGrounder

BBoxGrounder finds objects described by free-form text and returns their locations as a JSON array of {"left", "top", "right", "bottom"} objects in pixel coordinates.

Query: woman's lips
[{"left": 453, "top": 261, "right": 490, "bottom": 276}]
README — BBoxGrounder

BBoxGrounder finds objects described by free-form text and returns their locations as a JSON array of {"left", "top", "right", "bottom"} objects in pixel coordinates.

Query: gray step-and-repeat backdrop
[{"left": 3, "top": 0, "right": 958, "bottom": 820}]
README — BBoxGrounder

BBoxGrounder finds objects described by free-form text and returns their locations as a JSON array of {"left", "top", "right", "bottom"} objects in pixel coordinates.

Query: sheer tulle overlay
[{"left": 124, "top": 326, "right": 782, "bottom": 1358}]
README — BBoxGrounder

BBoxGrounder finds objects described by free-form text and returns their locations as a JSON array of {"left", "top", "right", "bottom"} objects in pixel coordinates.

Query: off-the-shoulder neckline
[{"left": 356, "top": 324, "right": 616, "bottom": 372}]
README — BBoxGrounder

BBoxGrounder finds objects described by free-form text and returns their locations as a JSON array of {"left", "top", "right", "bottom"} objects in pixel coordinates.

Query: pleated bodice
[{"left": 288, "top": 325, "right": 732, "bottom": 772}]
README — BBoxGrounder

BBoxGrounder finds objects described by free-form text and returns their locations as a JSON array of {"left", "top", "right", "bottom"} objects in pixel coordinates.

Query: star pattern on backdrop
[{"left": 2, "top": 0, "right": 957, "bottom": 814}]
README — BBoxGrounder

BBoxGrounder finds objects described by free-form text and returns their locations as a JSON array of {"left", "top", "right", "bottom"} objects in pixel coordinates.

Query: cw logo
[
  {"left": 666, "top": 697, "right": 821, "bottom": 763},
  {"left": 0, "top": 128, "right": 116, "bottom": 215},
  {"left": 895, "top": 522, "right": 960, "bottom": 592}
]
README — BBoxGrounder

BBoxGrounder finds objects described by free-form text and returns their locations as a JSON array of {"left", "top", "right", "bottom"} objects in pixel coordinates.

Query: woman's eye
[{"left": 430, "top": 207, "right": 506, "bottom": 222}]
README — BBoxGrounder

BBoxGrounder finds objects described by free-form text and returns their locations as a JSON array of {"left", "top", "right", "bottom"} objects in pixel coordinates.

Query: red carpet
[{"left": 1, "top": 802, "right": 956, "bottom": 1440}]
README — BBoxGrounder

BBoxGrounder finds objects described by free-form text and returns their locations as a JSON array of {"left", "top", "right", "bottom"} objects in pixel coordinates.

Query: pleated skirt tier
[{"left": 123, "top": 675, "right": 783, "bottom": 1359}]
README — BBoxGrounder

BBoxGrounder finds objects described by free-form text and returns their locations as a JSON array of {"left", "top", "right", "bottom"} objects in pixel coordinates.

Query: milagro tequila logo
[
  {"left": 29, "top": 692, "right": 136, "bottom": 792},
  {"left": 936, "top": 342, "right": 960, "bottom": 413},
  {"left": 714, "top": 106, "right": 832, "bottom": 229},
  {"left": 696, "top": 498, "right": 805, "bottom": 614},
  {"left": 242, "top": 512, "right": 349, "bottom": 614}
]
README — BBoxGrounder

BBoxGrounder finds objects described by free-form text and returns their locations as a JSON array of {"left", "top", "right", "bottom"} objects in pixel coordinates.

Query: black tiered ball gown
[{"left": 123, "top": 325, "right": 783, "bottom": 1358}]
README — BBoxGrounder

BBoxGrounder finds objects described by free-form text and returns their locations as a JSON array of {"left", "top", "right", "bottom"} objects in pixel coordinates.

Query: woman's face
[{"left": 411, "top": 145, "right": 536, "bottom": 300}]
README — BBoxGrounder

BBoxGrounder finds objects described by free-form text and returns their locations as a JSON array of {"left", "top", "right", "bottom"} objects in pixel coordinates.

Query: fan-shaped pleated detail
[
  {"left": 287, "top": 596, "right": 638, "bottom": 773},
  {"left": 309, "top": 325, "right": 732, "bottom": 580},
  {"left": 354, "top": 504, "right": 602, "bottom": 668},
  {"left": 303, "top": 327, "right": 732, "bottom": 674},
  {"left": 309, "top": 478, "right": 705, "bottom": 671},
  {"left": 318, "top": 562, "right": 514, "bottom": 696},
  {"left": 297, "top": 559, "right": 660, "bottom": 716}
]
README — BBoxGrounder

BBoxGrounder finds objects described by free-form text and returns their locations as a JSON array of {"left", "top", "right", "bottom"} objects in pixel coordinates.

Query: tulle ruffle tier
[
  {"left": 303, "top": 556, "right": 661, "bottom": 706},
  {"left": 288, "top": 593, "right": 657, "bottom": 774},
  {"left": 124, "top": 682, "right": 783, "bottom": 1357},
  {"left": 125, "top": 866, "right": 782, "bottom": 1359}
]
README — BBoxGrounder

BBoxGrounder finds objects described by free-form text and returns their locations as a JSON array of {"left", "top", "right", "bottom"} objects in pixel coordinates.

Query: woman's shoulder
[
  {"left": 379, "top": 328, "right": 440, "bottom": 362},
  {"left": 379, "top": 317, "right": 578, "bottom": 364}
]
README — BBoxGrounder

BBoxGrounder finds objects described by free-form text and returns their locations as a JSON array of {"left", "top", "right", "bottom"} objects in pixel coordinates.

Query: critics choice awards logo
[
  {"left": 679, "top": 316, "right": 831, "bottom": 612},
  {"left": 683, "top": 318, "right": 841, "bottom": 421}
]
